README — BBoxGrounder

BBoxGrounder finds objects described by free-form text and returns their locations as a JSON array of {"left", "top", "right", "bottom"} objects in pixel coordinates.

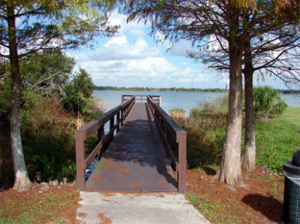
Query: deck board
[{"left": 86, "top": 103, "right": 177, "bottom": 192}]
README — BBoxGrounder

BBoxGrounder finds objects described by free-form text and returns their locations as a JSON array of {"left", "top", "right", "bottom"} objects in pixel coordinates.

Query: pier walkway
[{"left": 75, "top": 95, "right": 186, "bottom": 193}]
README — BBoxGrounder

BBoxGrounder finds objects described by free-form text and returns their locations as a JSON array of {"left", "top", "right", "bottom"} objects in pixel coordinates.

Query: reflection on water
[{"left": 94, "top": 90, "right": 300, "bottom": 115}]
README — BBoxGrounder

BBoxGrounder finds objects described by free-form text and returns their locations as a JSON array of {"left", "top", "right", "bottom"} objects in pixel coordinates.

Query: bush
[
  {"left": 178, "top": 112, "right": 226, "bottom": 168},
  {"left": 62, "top": 68, "right": 97, "bottom": 119},
  {"left": 20, "top": 91, "right": 76, "bottom": 181},
  {"left": 169, "top": 108, "right": 186, "bottom": 121},
  {"left": 195, "top": 94, "right": 228, "bottom": 115},
  {"left": 0, "top": 54, "right": 103, "bottom": 186},
  {"left": 253, "top": 86, "right": 287, "bottom": 121}
]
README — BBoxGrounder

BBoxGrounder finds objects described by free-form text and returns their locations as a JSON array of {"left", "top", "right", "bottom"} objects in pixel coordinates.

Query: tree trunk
[
  {"left": 242, "top": 33, "right": 256, "bottom": 171},
  {"left": 7, "top": 4, "right": 31, "bottom": 190},
  {"left": 218, "top": 8, "right": 243, "bottom": 185}
]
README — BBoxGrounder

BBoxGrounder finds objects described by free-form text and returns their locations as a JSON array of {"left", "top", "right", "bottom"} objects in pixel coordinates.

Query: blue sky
[{"left": 66, "top": 12, "right": 288, "bottom": 89}]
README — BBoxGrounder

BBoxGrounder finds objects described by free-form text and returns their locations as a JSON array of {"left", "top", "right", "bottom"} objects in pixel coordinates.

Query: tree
[
  {"left": 125, "top": 0, "right": 245, "bottom": 184},
  {"left": 20, "top": 49, "right": 75, "bottom": 98},
  {"left": 0, "top": 0, "right": 117, "bottom": 190},
  {"left": 124, "top": 0, "right": 299, "bottom": 182},
  {"left": 62, "top": 68, "right": 96, "bottom": 116},
  {"left": 241, "top": 2, "right": 299, "bottom": 170},
  {"left": 186, "top": 0, "right": 299, "bottom": 171}
]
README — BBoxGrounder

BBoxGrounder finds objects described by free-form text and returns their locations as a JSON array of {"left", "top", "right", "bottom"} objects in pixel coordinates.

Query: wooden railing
[
  {"left": 147, "top": 96, "right": 187, "bottom": 193},
  {"left": 122, "top": 95, "right": 161, "bottom": 106},
  {"left": 75, "top": 96, "right": 135, "bottom": 190}
]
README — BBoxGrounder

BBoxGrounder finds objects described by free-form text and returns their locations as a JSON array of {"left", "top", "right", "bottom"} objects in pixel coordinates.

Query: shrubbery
[
  {"left": 170, "top": 111, "right": 226, "bottom": 168},
  {"left": 0, "top": 51, "right": 102, "bottom": 187},
  {"left": 253, "top": 86, "right": 287, "bottom": 121},
  {"left": 168, "top": 108, "right": 186, "bottom": 121},
  {"left": 169, "top": 87, "right": 293, "bottom": 172}
]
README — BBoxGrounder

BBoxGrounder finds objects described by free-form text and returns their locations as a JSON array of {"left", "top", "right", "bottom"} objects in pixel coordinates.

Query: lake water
[{"left": 94, "top": 90, "right": 300, "bottom": 115}]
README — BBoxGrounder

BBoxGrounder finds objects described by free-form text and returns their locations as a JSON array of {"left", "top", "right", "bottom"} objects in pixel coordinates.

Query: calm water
[{"left": 94, "top": 90, "right": 300, "bottom": 115}]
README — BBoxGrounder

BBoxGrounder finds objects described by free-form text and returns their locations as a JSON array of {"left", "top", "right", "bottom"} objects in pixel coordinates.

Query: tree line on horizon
[{"left": 96, "top": 86, "right": 300, "bottom": 94}]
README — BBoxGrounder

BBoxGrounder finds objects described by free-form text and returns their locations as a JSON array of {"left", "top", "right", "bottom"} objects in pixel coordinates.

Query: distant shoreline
[{"left": 95, "top": 86, "right": 300, "bottom": 94}]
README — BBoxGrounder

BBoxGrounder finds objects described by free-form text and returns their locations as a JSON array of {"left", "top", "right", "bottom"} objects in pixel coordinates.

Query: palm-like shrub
[{"left": 253, "top": 86, "right": 287, "bottom": 121}]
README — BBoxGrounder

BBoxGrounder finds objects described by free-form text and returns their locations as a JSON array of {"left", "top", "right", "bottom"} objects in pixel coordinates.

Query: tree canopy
[
  {"left": 0, "top": 0, "right": 119, "bottom": 190},
  {"left": 123, "top": 0, "right": 299, "bottom": 184},
  {"left": 0, "top": 0, "right": 118, "bottom": 58}
]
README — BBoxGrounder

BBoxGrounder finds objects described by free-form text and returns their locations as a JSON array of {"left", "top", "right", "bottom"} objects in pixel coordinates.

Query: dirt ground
[
  {"left": 0, "top": 183, "right": 80, "bottom": 223},
  {"left": 0, "top": 167, "right": 285, "bottom": 224},
  {"left": 186, "top": 167, "right": 285, "bottom": 224}
]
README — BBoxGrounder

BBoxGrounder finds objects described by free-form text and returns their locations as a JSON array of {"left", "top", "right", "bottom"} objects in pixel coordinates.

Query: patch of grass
[
  {"left": 183, "top": 105, "right": 299, "bottom": 173},
  {"left": 169, "top": 108, "right": 186, "bottom": 121},
  {"left": 0, "top": 186, "right": 79, "bottom": 224},
  {"left": 256, "top": 107, "right": 300, "bottom": 173},
  {"left": 95, "top": 160, "right": 105, "bottom": 169},
  {"left": 179, "top": 112, "right": 226, "bottom": 168},
  {"left": 187, "top": 193, "right": 252, "bottom": 224}
]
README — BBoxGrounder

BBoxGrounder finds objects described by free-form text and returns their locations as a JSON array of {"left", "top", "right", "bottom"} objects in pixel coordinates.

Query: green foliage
[
  {"left": 179, "top": 96, "right": 229, "bottom": 168},
  {"left": 32, "top": 155, "right": 57, "bottom": 181},
  {"left": 62, "top": 68, "right": 97, "bottom": 119},
  {"left": 20, "top": 49, "right": 75, "bottom": 97},
  {"left": 168, "top": 108, "right": 186, "bottom": 121},
  {"left": 196, "top": 94, "right": 228, "bottom": 115},
  {"left": 1, "top": 88, "right": 78, "bottom": 185},
  {"left": 253, "top": 86, "right": 287, "bottom": 120},
  {"left": 20, "top": 91, "right": 76, "bottom": 181},
  {"left": 185, "top": 104, "right": 299, "bottom": 173},
  {"left": 179, "top": 112, "right": 226, "bottom": 168},
  {"left": 0, "top": 60, "right": 11, "bottom": 118},
  {"left": 0, "top": 55, "right": 103, "bottom": 185},
  {"left": 183, "top": 93, "right": 297, "bottom": 173},
  {"left": 255, "top": 107, "right": 300, "bottom": 173},
  {"left": 0, "top": 187, "right": 79, "bottom": 224},
  {"left": 1, "top": 1, "right": 119, "bottom": 59},
  {"left": 60, "top": 162, "right": 77, "bottom": 182},
  {"left": 186, "top": 193, "right": 234, "bottom": 223}
]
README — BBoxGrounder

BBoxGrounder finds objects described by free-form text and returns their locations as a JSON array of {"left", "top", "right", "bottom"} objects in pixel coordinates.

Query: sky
[{"left": 66, "top": 12, "right": 288, "bottom": 89}]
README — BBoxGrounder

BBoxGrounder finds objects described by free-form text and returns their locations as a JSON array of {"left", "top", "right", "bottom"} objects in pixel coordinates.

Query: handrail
[
  {"left": 75, "top": 96, "right": 135, "bottom": 190},
  {"left": 122, "top": 95, "right": 161, "bottom": 106},
  {"left": 147, "top": 95, "right": 187, "bottom": 193}
]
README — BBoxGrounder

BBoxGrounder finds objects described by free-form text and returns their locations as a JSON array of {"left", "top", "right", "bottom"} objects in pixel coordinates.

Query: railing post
[
  {"left": 116, "top": 111, "right": 120, "bottom": 132},
  {"left": 121, "top": 108, "right": 124, "bottom": 126},
  {"left": 76, "top": 131, "right": 86, "bottom": 191},
  {"left": 177, "top": 132, "right": 187, "bottom": 193},
  {"left": 97, "top": 127, "right": 104, "bottom": 159},
  {"left": 110, "top": 116, "right": 114, "bottom": 142}
]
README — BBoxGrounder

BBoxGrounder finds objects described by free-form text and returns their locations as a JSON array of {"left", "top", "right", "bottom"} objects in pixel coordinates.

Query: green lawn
[{"left": 256, "top": 107, "right": 300, "bottom": 172}]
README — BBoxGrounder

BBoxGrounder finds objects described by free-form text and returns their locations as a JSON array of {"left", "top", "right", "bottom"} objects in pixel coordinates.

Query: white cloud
[
  {"left": 107, "top": 11, "right": 148, "bottom": 36},
  {"left": 129, "top": 29, "right": 146, "bottom": 38},
  {"left": 104, "top": 36, "right": 127, "bottom": 47},
  {"left": 87, "top": 35, "right": 159, "bottom": 61},
  {"left": 67, "top": 11, "right": 230, "bottom": 88},
  {"left": 167, "top": 40, "right": 194, "bottom": 57}
]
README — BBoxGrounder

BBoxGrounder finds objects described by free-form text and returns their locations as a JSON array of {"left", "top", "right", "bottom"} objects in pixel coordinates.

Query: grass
[
  {"left": 174, "top": 106, "right": 299, "bottom": 173},
  {"left": 187, "top": 194, "right": 231, "bottom": 223},
  {"left": 168, "top": 108, "right": 186, "bottom": 119},
  {"left": 186, "top": 168, "right": 285, "bottom": 224},
  {"left": 255, "top": 107, "right": 300, "bottom": 173},
  {"left": 0, "top": 185, "right": 79, "bottom": 224},
  {"left": 187, "top": 192, "right": 256, "bottom": 224}
]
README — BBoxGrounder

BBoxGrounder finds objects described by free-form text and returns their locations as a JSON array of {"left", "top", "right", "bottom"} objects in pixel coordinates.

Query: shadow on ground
[
  {"left": 242, "top": 194, "right": 283, "bottom": 223},
  {"left": 202, "top": 167, "right": 217, "bottom": 176}
]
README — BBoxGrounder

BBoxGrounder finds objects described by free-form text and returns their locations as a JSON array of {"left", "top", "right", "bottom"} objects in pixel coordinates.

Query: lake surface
[{"left": 94, "top": 90, "right": 300, "bottom": 116}]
